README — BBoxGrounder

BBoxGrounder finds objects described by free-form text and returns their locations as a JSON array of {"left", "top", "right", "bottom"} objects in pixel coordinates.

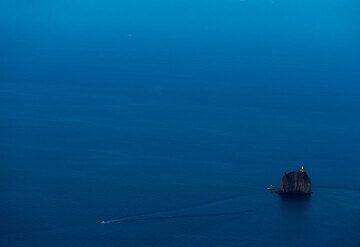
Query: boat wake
[
  {"left": 100, "top": 194, "right": 253, "bottom": 224},
  {"left": 100, "top": 209, "right": 253, "bottom": 224}
]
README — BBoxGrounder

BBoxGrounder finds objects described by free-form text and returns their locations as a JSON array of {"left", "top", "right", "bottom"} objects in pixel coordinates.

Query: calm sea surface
[{"left": 1, "top": 1, "right": 360, "bottom": 246}]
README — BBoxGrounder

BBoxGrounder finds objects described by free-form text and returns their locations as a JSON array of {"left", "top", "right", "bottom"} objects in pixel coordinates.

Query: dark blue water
[{"left": 1, "top": 1, "right": 360, "bottom": 246}]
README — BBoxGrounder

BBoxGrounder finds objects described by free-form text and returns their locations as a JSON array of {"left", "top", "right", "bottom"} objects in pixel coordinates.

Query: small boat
[
  {"left": 100, "top": 220, "right": 106, "bottom": 224},
  {"left": 267, "top": 185, "right": 276, "bottom": 192}
]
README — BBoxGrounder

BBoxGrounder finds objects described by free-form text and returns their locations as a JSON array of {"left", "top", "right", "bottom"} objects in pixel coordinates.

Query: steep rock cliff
[{"left": 278, "top": 167, "right": 312, "bottom": 195}]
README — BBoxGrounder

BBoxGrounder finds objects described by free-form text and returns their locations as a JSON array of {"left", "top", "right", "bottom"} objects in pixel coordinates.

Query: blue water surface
[{"left": 1, "top": 0, "right": 360, "bottom": 246}]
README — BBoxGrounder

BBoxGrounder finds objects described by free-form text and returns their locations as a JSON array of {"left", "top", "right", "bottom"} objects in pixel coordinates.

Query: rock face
[{"left": 278, "top": 167, "right": 312, "bottom": 195}]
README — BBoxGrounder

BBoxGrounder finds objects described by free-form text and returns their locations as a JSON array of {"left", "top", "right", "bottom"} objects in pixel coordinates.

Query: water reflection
[{"left": 277, "top": 195, "right": 312, "bottom": 242}]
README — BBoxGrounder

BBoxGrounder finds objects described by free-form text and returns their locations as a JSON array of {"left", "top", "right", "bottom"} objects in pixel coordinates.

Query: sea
[{"left": 1, "top": 0, "right": 360, "bottom": 246}]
